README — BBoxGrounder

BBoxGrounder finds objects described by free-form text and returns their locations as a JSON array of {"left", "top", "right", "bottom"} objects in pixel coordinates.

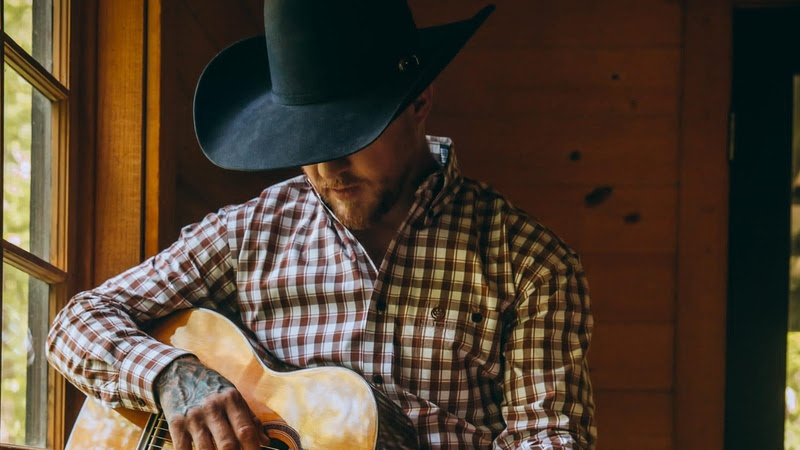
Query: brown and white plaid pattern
[{"left": 47, "top": 136, "right": 596, "bottom": 449}]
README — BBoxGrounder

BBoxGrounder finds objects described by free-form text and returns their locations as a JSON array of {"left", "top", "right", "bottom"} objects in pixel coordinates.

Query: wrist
[{"left": 154, "top": 354, "right": 199, "bottom": 407}]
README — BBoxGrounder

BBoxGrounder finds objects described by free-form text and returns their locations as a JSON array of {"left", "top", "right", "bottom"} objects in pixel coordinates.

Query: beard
[{"left": 320, "top": 177, "right": 401, "bottom": 230}]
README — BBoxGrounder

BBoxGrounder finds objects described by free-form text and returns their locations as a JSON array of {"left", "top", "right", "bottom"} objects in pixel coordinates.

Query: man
[{"left": 47, "top": 1, "right": 596, "bottom": 448}]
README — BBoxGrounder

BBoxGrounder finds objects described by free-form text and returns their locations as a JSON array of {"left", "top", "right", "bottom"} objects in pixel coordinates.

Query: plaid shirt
[{"left": 47, "top": 136, "right": 596, "bottom": 449}]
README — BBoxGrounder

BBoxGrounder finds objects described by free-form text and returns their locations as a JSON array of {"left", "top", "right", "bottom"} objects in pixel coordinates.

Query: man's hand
[{"left": 155, "top": 355, "right": 268, "bottom": 450}]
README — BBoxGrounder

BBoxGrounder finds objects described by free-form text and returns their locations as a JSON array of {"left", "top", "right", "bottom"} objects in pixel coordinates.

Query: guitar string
[
  {"left": 146, "top": 432, "right": 284, "bottom": 450},
  {"left": 148, "top": 421, "right": 284, "bottom": 450},
  {"left": 147, "top": 444, "right": 281, "bottom": 450}
]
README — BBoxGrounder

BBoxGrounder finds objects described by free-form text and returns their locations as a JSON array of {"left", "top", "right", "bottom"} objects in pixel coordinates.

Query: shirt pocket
[
  {"left": 452, "top": 308, "right": 504, "bottom": 377},
  {"left": 394, "top": 308, "right": 504, "bottom": 404}
]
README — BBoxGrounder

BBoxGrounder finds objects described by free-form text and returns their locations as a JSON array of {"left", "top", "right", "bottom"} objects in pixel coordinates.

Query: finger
[
  {"left": 188, "top": 427, "right": 215, "bottom": 450},
  {"left": 251, "top": 410, "right": 271, "bottom": 446},
  {"left": 202, "top": 399, "right": 241, "bottom": 450},
  {"left": 167, "top": 417, "right": 193, "bottom": 450},
  {"left": 185, "top": 407, "right": 221, "bottom": 450},
  {"left": 223, "top": 391, "right": 263, "bottom": 450}
]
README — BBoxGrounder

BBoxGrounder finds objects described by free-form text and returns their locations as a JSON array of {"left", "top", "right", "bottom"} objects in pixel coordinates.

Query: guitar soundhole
[{"left": 263, "top": 420, "right": 302, "bottom": 450}]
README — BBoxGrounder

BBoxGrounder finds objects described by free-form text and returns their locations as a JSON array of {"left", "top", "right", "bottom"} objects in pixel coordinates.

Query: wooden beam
[
  {"left": 144, "top": 0, "right": 163, "bottom": 257},
  {"left": 64, "top": 0, "right": 96, "bottom": 442},
  {"left": 674, "top": 1, "right": 731, "bottom": 448},
  {"left": 93, "top": 0, "right": 146, "bottom": 282}
]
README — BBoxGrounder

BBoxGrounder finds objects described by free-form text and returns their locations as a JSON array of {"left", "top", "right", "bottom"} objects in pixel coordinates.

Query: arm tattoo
[{"left": 155, "top": 356, "right": 236, "bottom": 419}]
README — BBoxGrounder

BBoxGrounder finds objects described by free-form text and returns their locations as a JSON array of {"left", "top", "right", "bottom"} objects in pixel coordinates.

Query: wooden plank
[
  {"left": 580, "top": 252, "right": 675, "bottom": 323},
  {"left": 144, "top": 0, "right": 163, "bottom": 258},
  {"left": 67, "top": 0, "right": 97, "bottom": 439},
  {"left": 160, "top": 0, "right": 270, "bottom": 245},
  {"left": 432, "top": 74, "right": 677, "bottom": 118},
  {"left": 429, "top": 48, "right": 680, "bottom": 118},
  {"left": 408, "top": 0, "right": 682, "bottom": 49},
  {"left": 735, "top": 0, "right": 800, "bottom": 6},
  {"left": 430, "top": 115, "right": 679, "bottom": 186},
  {"left": 594, "top": 390, "right": 672, "bottom": 450},
  {"left": 674, "top": 1, "right": 731, "bottom": 448},
  {"left": 437, "top": 47, "right": 680, "bottom": 93},
  {"left": 589, "top": 322, "right": 673, "bottom": 390},
  {"left": 492, "top": 184, "right": 677, "bottom": 255},
  {"left": 182, "top": 0, "right": 262, "bottom": 47},
  {"left": 94, "top": 1, "right": 145, "bottom": 281}
]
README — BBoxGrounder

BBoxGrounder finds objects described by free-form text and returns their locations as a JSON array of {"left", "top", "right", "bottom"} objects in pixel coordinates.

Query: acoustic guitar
[{"left": 65, "top": 308, "right": 419, "bottom": 449}]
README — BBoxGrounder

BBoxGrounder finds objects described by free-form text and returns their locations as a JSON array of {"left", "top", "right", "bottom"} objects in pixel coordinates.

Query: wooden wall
[
  {"left": 412, "top": 4, "right": 681, "bottom": 447},
  {"left": 152, "top": 1, "right": 731, "bottom": 448}
]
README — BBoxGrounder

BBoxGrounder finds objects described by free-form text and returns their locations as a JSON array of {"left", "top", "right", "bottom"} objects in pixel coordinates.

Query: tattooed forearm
[
  {"left": 155, "top": 356, "right": 236, "bottom": 419},
  {"left": 152, "top": 356, "right": 267, "bottom": 449}
]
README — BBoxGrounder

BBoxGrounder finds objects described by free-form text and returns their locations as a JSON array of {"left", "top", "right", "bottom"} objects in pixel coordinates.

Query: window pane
[
  {"left": 3, "top": 64, "right": 52, "bottom": 264},
  {"left": 788, "top": 75, "right": 800, "bottom": 449},
  {"left": 3, "top": 0, "right": 53, "bottom": 72},
  {"left": 1, "top": 263, "right": 49, "bottom": 447}
]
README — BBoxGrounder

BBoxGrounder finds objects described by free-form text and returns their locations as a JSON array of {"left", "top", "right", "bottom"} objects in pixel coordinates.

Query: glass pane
[
  {"left": 1, "top": 263, "right": 49, "bottom": 447},
  {"left": 788, "top": 75, "right": 800, "bottom": 449},
  {"left": 3, "top": 0, "right": 53, "bottom": 72},
  {"left": 2, "top": 63, "right": 52, "bottom": 263}
]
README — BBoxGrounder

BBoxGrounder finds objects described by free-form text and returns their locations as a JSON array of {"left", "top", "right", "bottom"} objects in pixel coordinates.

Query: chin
[
  {"left": 337, "top": 213, "right": 372, "bottom": 230},
  {"left": 331, "top": 204, "right": 370, "bottom": 230}
]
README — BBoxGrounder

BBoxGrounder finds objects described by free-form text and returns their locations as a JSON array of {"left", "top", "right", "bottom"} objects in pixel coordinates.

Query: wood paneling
[
  {"left": 675, "top": 1, "right": 731, "bottom": 448},
  {"left": 497, "top": 185, "right": 677, "bottom": 254},
  {"left": 409, "top": 0, "right": 682, "bottom": 48},
  {"left": 582, "top": 253, "right": 675, "bottom": 323},
  {"left": 589, "top": 322, "right": 674, "bottom": 391},
  {"left": 432, "top": 47, "right": 680, "bottom": 117},
  {"left": 433, "top": 78, "right": 677, "bottom": 117},
  {"left": 430, "top": 115, "right": 679, "bottom": 186},
  {"left": 595, "top": 390, "right": 673, "bottom": 450},
  {"left": 157, "top": 0, "right": 292, "bottom": 245}
]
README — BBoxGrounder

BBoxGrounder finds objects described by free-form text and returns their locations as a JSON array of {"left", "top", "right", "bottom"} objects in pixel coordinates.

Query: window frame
[{"left": 0, "top": 0, "right": 72, "bottom": 449}]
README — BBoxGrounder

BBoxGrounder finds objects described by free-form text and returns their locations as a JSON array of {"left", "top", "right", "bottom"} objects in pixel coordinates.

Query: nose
[{"left": 315, "top": 156, "right": 350, "bottom": 179}]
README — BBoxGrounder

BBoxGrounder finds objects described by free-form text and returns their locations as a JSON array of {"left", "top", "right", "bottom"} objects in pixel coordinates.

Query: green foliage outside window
[
  {"left": 786, "top": 332, "right": 800, "bottom": 449},
  {"left": 1, "top": 0, "right": 37, "bottom": 445}
]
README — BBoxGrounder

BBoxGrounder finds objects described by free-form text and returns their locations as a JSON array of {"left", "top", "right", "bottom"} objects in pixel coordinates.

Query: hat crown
[{"left": 263, "top": 0, "right": 420, "bottom": 105}]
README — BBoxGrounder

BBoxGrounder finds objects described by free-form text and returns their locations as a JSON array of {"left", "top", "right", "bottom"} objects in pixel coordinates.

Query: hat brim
[{"left": 193, "top": 5, "right": 494, "bottom": 171}]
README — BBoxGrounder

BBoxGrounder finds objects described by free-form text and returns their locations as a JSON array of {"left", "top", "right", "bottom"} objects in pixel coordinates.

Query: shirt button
[
  {"left": 471, "top": 312, "right": 483, "bottom": 323},
  {"left": 372, "top": 374, "right": 384, "bottom": 384},
  {"left": 137, "top": 398, "right": 147, "bottom": 407},
  {"left": 376, "top": 301, "right": 387, "bottom": 312},
  {"left": 430, "top": 307, "right": 445, "bottom": 321}
]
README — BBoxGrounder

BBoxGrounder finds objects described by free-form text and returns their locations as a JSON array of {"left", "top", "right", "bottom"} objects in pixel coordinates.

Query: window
[{"left": 1, "top": 0, "right": 70, "bottom": 448}]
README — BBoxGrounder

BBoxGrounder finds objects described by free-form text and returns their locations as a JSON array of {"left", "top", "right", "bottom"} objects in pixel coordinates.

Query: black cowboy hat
[{"left": 193, "top": 0, "right": 495, "bottom": 171}]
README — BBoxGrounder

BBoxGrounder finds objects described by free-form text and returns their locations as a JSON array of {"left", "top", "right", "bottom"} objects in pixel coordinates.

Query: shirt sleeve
[
  {"left": 493, "top": 250, "right": 597, "bottom": 449},
  {"left": 46, "top": 206, "right": 240, "bottom": 413}
]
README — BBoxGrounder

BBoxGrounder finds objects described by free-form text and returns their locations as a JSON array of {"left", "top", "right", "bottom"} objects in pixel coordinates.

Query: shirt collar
[{"left": 412, "top": 135, "right": 463, "bottom": 227}]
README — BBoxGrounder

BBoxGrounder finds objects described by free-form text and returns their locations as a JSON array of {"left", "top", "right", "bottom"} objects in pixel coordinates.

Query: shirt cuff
[{"left": 117, "top": 338, "right": 192, "bottom": 412}]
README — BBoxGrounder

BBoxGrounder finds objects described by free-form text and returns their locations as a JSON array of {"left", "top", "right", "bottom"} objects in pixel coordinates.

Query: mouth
[{"left": 330, "top": 185, "right": 360, "bottom": 198}]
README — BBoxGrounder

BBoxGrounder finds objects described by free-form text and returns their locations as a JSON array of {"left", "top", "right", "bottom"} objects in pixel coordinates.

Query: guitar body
[{"left": 65, "top": 308, "right": 418, "bottom": 449}]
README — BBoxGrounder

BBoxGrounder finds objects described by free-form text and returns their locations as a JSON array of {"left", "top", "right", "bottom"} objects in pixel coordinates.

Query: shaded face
[{"left": 302, "top": 108, "right": 424, "bottom": 230}]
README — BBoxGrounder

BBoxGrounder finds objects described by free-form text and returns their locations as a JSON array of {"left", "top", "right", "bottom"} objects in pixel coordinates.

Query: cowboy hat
[{"left": 193, "top": 0, "right": 495, "bottom": 171}]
